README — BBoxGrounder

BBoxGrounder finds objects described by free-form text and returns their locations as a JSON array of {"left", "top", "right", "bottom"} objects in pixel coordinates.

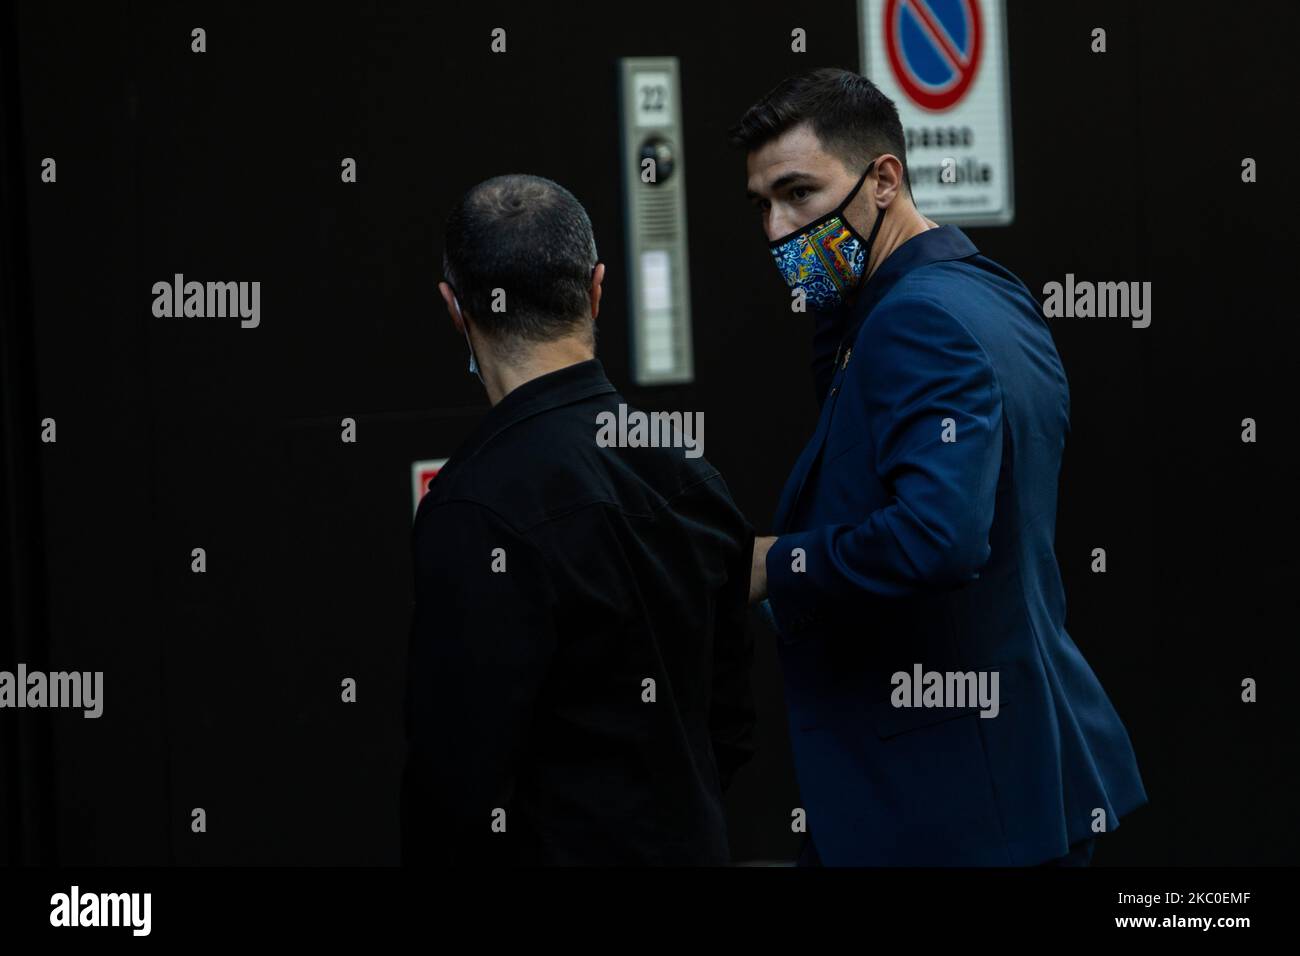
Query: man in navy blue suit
[{"left": 732, "top": 68, "right": 1147, "bottom": 866}]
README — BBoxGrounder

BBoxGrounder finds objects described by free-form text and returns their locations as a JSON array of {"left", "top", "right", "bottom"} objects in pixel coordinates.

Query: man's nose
[{"left": 766, "top": 210, "right": 796, "bottom": 243}]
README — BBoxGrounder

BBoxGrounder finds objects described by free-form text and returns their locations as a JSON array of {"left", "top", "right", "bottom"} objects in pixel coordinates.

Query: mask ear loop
[
  {"left": 837, "top": 159, "right": 884, "bottom": 248},
  {"left": 837, "top": 161, "right": 888, "bottom": 292},
  {"left": 836, "top": 159, "right": 877, "bottom": 216},
  {"left": 446, "top": 279, "right": 485, "bottom": 386},
  {"left": 851, "top": 199, "right": 887, "bottom": 257}
]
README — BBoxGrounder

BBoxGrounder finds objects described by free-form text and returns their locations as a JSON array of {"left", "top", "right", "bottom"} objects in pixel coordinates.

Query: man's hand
[{"left": 749, "top": 536, "right": 777, "bottom": 603}]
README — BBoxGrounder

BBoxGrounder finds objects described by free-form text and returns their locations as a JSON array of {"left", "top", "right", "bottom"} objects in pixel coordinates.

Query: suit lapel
[{"left": 773, "top": 385, "right": 840, "bottom": 532}]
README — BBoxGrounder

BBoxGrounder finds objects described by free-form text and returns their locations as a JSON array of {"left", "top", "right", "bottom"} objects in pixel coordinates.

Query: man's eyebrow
[{"left": 746, "top": 170, "right": 818, "bottom": 201}]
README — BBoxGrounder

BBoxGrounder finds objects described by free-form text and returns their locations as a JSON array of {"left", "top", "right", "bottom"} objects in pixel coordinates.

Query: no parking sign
[{"left": 860, "top": 0, "right": 1013, "bottom": 225}]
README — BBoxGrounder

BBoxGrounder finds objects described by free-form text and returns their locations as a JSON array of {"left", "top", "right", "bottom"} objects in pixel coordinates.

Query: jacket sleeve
[
  {"left": 401, "top": 499, "right": 557, "bottom": 865},
  {"left": 766, "top": 296, "right": 1004, "bottom": 636},
  {"left": 707, "top": 492, "right": 757, "bottom": 792}
]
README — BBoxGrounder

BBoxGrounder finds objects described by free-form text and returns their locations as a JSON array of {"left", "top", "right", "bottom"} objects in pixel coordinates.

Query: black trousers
[
  {"left": 795, "top": 835, "right": 1097, "bottom": 866},
  {"left": 1038, "top": 837, "right": 1097, "bottom": 866}
]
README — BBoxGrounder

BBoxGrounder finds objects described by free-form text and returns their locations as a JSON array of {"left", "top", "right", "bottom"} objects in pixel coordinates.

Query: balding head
[{"left": 442, "top": 174, "right": 599, "bottom": 351}]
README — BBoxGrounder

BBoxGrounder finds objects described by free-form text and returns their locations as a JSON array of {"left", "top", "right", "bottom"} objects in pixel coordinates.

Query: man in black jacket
[{"left": 401, "top": 174, "right": 756, "bottom": 865}]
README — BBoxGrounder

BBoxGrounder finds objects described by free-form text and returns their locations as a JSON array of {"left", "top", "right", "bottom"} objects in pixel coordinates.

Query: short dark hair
[
  {"left": 442, "top": 174, "right": 598, "bottom": 346},
  {"left": 728, "top": 67, "right": 911, "bottom": 195}
]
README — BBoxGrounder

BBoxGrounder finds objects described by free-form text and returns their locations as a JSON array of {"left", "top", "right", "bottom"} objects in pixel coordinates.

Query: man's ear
[
  {"left": 873, "top": 153, "right": 907, "bottom": 208},
  {"left": 438, "top": 280, "right": 465, "bottom": 334},
  {"left": 589, "top": 262, "right": 606, "bottom": 322}
]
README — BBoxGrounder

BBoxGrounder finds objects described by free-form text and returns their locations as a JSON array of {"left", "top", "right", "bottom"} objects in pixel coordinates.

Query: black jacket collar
[{"left": 457, "top": 358, "right": 616, "bottom": 461}]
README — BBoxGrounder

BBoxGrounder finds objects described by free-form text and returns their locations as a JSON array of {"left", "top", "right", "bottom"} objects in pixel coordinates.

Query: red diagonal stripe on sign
[{"left": 905, "top": 0, "right": 969, "bottom": 72}]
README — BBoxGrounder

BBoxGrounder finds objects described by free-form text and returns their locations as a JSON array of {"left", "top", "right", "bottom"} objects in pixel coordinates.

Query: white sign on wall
[{"left": 860, "top": 0, "right": 1014, "bottom": 226}]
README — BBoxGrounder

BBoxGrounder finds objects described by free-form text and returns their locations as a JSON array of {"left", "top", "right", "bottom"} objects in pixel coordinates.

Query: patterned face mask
[{"left": 768, "top": 161, "right": 885, "bottom": 313}]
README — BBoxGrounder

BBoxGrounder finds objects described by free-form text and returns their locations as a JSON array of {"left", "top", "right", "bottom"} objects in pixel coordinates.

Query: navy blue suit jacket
[{"left": 766, "top": 225, "right": 1147, "bottom": 865}]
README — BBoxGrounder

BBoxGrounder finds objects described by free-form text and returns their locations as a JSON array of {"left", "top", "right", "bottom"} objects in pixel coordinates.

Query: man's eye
[{"left": 791, "top": 186, "right": 811, "bottom": 201}]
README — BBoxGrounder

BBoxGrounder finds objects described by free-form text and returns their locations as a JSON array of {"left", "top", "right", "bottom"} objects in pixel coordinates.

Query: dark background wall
[{"left": 3, "top": 0, "right": 1296, "bottom": 865}]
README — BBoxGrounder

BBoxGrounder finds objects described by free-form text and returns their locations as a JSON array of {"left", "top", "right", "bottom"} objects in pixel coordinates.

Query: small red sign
[{"left": 411, "top": 458, "right": 448, "bottom": 516}]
